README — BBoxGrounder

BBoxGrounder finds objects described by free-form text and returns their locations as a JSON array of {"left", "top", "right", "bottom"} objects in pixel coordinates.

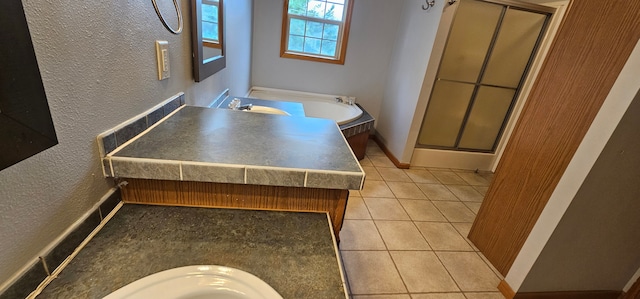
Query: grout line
[{"left": 27, "top": 202, "right": 124, "bottom": 299}]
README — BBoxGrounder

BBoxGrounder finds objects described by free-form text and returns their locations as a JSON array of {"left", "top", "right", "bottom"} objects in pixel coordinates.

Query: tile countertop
[
  {"left": 104, "top": 106, "right": 364, "bottom": 190},
  {"left": 36, "top": 205, "right": 348, "bottom": 299}
]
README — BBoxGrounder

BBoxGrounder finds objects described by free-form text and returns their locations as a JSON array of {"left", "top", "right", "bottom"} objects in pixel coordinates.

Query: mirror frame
[{"left": 191, "top": 0, "right": 225, "bottom": 82}]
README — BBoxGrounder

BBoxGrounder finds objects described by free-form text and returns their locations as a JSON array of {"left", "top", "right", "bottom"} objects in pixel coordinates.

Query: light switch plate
[{"left": 155, "top": 40, "right": 170, "bottom": 80}]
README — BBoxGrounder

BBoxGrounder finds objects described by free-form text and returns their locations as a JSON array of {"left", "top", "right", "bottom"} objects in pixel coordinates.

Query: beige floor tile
[
  {"left": 360, "top": 180, "right": 395, "bottom": 198},
  {"left": 377, "top": 167, "right": 413, "bottom": 182},
  {"left": 404, "top": 169, "right": 439, "bottom": 184},
  {"left": 375, "top": 221, "right": 431, "bottom": 250},
  {"left": 408, "top": 165, "right": 428, "bottom": 170},
  {"left": 411, "top": 294, "right": 466, "bottom": 299},
  {"left": 416, "top": 184, "right": 459, "bottom": 201},
  {"left": 478, "top": 172, "right": 494, "bottom": 182},
  {"left": 364, "top": 198, "right": 410, "bottom": 220},
  {"left": 359, "top": 156, "right": 374, "bottom": 167},
  {"left": 436, "top": 252, "right": 501, "bottom": 292},
  {"left": 369, "top": 155, "right": 396, "bottom": 168},
  {"left": 390, "top": 251, "right": 459, "bottom": 293},
  {"left": 463, "top": 293, "right": 505, "bottom": 299},
  {"left": 455, "top": 172, "right": 490, "bottom": 186},
  {"left": 363, "top": 166, "right": 383, "bottom": 181},
  {"left": 353, "top": 295, "right": 411, "bottom": 299},
  {"left": 415, "top": 222, "right": 473, "bottom": 251},
  {"left": 451, "top": 222, "right": 480, "bottom": 251},
  {"left": 345, "top": 197, "right": 372, "bottom": 220},
  {"left": 473, "top": 186, "right": 489, "bottom": 196},
  {"left": 430, "top": 171, "right": 467, "bottom": 185},
  {"left": 387, "top": 182, "right": 427, "bottom": 199},
  {"left": 433, "top": 201, "right": 477, "bottom": 223},
  {"left": 478, "top": 252, "right": 504, "bottom": 279},
  {"left": 398, "top": 199, "right": 447, "bottom": 222},
  {"left": 427, "top": 167, "right": 452, "bottom": 171},
  {"left": 341, "top": 251, "right": 407, "bottom": 294},
  {"left": 339, "top": 220, "right": 386, "bottom": 250},
  {"left": 366, "top": 141, "right": 386, "bottom": 156},
  {"left": 463, "top": 202, "right": 482, "bottom": 214},
  {"left": 447, "top": 185, "right": 484, "bottom": 202},
  {"left": 451, "top": 222, "right": 472, "bottom": 239},
  {"left": 351, "top": 189, "right": 362, "bottom": 197}
]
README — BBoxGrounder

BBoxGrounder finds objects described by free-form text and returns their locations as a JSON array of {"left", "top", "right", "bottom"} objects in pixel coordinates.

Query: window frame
[
  {"left": 280, "top": 0, "right": 354, "bottom": 65},
  {"left": 202, "top": 0, "right": 222, "bottom": 49}
]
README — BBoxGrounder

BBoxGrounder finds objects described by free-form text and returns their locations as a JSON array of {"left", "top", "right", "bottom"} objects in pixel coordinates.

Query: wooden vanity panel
[
  {"left": 119, "top": 178, "right": 349, "bottom": 240},
  {"left": 346, "top": 131, "right": 369, "bottom": 160}
]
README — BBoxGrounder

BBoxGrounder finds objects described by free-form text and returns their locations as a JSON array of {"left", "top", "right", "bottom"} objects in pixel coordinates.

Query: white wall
[
  {"left": 505, "top": 39, "right": 640, "bottom": 291},
  {"left": 250, "top": 0, "right": 403, "bottom": 120},
  {"left": 375, "top": 0, "right": 444, "bottom": 162},
  {"left": 0, "top": 0, "right": 252, "bottom": 285}
]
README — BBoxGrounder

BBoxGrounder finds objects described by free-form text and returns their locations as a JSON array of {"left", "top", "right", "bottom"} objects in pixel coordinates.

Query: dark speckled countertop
[
  {"left": 103, "top": 106, "right": 364, "bottom": 190},
  {"left": 36, "top": 204, "right": 347, "bottom": 299}
]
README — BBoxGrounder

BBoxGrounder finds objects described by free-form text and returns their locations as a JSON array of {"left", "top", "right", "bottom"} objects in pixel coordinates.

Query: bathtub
[{"left": 247, "top": 87, "right": 363, "bottom": 125}]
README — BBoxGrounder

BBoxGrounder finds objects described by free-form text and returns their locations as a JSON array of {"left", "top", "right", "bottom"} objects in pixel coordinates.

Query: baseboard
[
  {"left": 371, "top": 135, "right": 410, "bottom": 169},
  {"left": 499, "top": 280, "right": 516, "bottom": 299},
  {"left": 499, "top": 279, "right": 623, "bottom": 299},
  {"left": 514, "top": 291, "right": 622, "bottom": 299}
]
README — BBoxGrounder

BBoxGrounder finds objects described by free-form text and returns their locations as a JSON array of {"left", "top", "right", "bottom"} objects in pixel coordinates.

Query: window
[
  {"left": 202, "top": 0, "right": 222, "bottom": 49},
  {"left": 281, "top": 0, "right": 354, "bottom": 64}
]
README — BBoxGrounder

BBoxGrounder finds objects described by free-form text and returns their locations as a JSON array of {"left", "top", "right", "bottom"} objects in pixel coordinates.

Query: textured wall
[
  {"left": 250, "top": 0, "right": 403, "bottom": 120},
  {"left": 519, "top": 89, "right": 640, "bottom": 292},
  {"left": 0, "top": 0, "right": 252, "bottom": 285},
  {"left": 375, "top": 0, "right": 443, "bottom": 162}
]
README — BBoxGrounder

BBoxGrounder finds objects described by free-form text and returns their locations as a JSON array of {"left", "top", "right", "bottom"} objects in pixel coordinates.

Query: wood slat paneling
[
  {"left": 468, "top": 0, "right": 640, "bottom": 275},
  {"left": 119, "top": 179, "right": 349, "bottom": 239}
]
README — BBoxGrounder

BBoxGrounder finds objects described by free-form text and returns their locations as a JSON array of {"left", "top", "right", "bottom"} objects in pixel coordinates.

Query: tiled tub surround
[
  {"left": 0, "top": 189, "right": 121, "bottom": 299},
  {"left": 217, "top": 96, "right": 375, "bottom": 160},
  {"left": 36, "top": 205, "right": 349, "bottom": 299}
]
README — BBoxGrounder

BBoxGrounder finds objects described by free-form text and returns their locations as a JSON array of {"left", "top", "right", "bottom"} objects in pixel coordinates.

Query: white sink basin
[
  {"left": 102, "top": 265, "right": 283, "bottom": 299},
  {"left": 244, "top": 105, "right": 291, "bottom": 116}
]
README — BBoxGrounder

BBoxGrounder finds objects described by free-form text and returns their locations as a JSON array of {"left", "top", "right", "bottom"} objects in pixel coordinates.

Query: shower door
[{"left": 417, "top": 0, "right": 550, "bottom": 152}]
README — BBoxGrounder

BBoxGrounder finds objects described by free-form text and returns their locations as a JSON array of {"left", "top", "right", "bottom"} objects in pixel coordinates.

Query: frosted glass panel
[
  {"left": 482, "top": 9, "right": 546, "bottom": 88},
  {"left": 458, "top": 86, "right": 515, "bottom": 150},
  {"left": 438, "top": 0, "right": 502, "bottom": 83},
  {"left": 418, "top": 81, "right": 475, "bottom": 147}
]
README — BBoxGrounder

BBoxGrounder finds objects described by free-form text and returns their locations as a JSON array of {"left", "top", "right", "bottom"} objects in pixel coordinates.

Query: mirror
[{"left": 191, "top": 0, "right": 225, "bottom": 82}]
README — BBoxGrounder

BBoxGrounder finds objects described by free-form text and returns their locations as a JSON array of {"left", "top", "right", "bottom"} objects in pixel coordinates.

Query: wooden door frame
[{"left": 468, "top": 0, "right": 640, "bottom": 276}]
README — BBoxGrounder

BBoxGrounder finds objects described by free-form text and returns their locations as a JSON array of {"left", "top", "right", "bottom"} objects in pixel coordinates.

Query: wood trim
[
  {"left": 514, "top": 291, "right": 622, "bottom": 299},
  {"left": 624, "top": 275, "right": 640, "bottom": 299},
  {"left": 279, "top": 0, "right": 354, "bottom": 65},
  {"left": 203, "top": 41, "right": 221, "bottom": 49},
  {"left": 498, "top": 280, "right": 516, "bottom": 299},
  {"left": 468, "top": 0, "right": 640, "bottom": 275},
  {"left": 119, "top": 178, "right": 349, "bottom": 240},
  {"left": 371, "top": 135, "right": 410, "bottom": 169},
  {"left": 346, "top": 130, "right": 369, "bottom": 160}
]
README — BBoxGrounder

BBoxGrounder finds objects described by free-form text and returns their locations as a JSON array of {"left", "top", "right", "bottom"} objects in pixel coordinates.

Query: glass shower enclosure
[{"left": 417, "top": 0, "right": 551, "bottom": 152}]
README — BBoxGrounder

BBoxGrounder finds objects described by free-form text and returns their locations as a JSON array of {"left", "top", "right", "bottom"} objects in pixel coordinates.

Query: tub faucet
[
  {"left": 228, "top": 98, "right": 252, "bottom": 111},
  {"left": 335, "top": 97, "right": 344, "bottom": 103},
  {"left": 346, "top": 97, "right": 355, "bottom": 105}
]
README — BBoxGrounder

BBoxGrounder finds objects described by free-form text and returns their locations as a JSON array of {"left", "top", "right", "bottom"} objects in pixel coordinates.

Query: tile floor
[{"left": 340, "top": 141, "right": 504, "bottom": 299}]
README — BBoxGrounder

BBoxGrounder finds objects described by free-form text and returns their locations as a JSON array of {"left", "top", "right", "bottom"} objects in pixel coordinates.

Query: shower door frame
[{"left": 416, "top": 0, "right": 554, "bottom": 153}]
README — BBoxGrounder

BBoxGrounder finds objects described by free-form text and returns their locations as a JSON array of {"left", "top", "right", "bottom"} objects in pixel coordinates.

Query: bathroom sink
[
  {"left": 102, "top": 265, "right": 283, "bottom": 299},
  {"left": 244, "top": 105, "right": 291, "bottom": 116}
]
